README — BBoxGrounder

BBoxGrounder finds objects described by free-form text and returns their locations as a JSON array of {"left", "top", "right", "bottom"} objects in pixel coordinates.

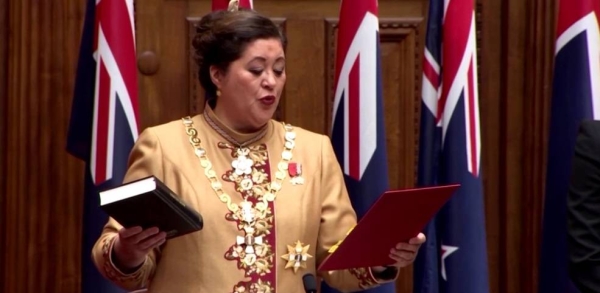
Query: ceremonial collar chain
[
  {"left": 203, "top": 107, "right": 269, "bottom": 148},
  {"left": 182, "top": 117, "right": 315, "bottom": 281},
  {"left": 182, "top": 116, "right": 296, "bottom": 213}
]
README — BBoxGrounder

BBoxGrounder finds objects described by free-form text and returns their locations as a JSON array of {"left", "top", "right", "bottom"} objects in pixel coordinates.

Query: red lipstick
[{"left": 260, "top": 95, "right": 276, "bottom": 106}]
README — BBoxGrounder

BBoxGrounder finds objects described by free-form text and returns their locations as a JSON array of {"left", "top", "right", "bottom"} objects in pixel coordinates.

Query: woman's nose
[{"left": 262, "top": 72, "right": 276, "bottom": 89}]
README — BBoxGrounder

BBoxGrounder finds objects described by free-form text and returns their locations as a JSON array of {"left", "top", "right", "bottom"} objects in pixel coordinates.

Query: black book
[{"left": 99, "top": 176, "right": 203, "bottom": 239}]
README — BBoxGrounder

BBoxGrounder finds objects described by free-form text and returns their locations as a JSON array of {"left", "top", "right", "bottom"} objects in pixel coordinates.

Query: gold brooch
[{"left": 281, "top": 240, "right": 312, "bottom": 273}]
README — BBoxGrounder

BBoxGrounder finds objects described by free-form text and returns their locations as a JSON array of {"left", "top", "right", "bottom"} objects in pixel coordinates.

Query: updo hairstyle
[{"left": 192, "top": 9, "right": 287, "bottom": 107}]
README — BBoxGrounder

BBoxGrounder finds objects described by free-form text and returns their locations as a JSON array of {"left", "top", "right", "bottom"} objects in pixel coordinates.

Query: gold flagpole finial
[{"left": 228, "top": 0, "right": 239, "bottom": 12}]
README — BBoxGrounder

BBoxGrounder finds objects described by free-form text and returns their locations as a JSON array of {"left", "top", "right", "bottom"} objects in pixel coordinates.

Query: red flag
[
  {"left": 212, "top": 0, "right": 253, "bottom": 11},
  {"left": 326, "top": 2, "right": 394, "bottom": 292},
  {"left": 413, "top": 0, "right": 489, "bottom": 292},
  {"left": 92, "top": 0, "right": 140, "bottom": 185},
  {"left": 67, "top": 0, "right": 140, "bottom": 292},
  {"left": 539, "top": 1, "right": 600, "bottom": 293},
  {"left": 332, "top": 0, "right": 380, "bottom": 181}
]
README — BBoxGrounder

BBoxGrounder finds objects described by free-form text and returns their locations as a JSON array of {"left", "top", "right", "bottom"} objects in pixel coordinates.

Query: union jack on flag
[
  {"left": 413, "top": 0, "right": 489, "bottom": 292},
  {"left": 421, "top": 0, "right": 480, "bottom": 175},
  {"left": 325, "top": 1, "right": 394, "bottom": 293},
  {"left": 539, "top": 1, "right": 600, "bottom": 293},
  {"left": 67, "top": 0, "right": 139, "bottom": 292},
  {"left": 90, "top": 0, "right": 140, "bottom": 185},
  {"left": 212, "top": 0, "right": 253, "bottom": 10}
]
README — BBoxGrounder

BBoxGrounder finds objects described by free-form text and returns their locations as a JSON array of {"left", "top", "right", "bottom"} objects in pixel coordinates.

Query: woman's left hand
[{"left": 388, "top": 233, "right": 426, "bottom": 268}]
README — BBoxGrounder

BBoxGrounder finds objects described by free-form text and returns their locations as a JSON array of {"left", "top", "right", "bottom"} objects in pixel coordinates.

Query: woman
[{"left": 91, "top": 3, "right": 425, "bottom": 292}]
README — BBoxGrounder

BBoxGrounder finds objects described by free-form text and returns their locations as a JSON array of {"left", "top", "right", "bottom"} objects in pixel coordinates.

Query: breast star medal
[{"left": 281, "top": 240, "right": 312, "bottom": 273}]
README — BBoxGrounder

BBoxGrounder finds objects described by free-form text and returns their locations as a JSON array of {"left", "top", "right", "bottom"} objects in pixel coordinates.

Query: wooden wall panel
[
  {"left": 521, "top": 0, "right": 556, "bottom": 292},
  {"left": 477, "top": 0, "right": 557, "bottom": 292},
  {"left": 501, "top": 0, "right": 528, "bottom": 289},
  {"left": 187, "top": 0, "right": 424, "bottom": 20},
  {"left": 0, "top": 0, "right": 8, "bottom": 286},
  {"left": 0, "top": 0, "right": 562, "bottom": 292},
  {"left": 282, "top": 18, "right": 328, "bottom": 134},
  {"left": 478, "top": 1, "right": 502, "bottom": 293},
  {"left": 378, "top": 19, "right": 424, "bottom": 192},
  {"left": 136, "top": 0, "right": 191, "bottom": 129},
  {"left": 1, "top": 0, "right": 87, "bottom": 292}
]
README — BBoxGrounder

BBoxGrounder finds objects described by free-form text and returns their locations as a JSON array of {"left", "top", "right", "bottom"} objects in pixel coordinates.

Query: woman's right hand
[{"left": 112, "top": 226, "right": 167, "bottom": 271}]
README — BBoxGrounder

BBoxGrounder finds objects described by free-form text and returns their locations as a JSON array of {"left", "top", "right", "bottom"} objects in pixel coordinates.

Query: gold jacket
[{"left": 92, "top": 108, "right": 398, "bottom": 292}]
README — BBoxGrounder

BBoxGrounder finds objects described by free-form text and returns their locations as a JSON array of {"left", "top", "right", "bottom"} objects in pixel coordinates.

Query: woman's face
[{"left": 211, "top": 38, "right": 286, "bottom": 132}]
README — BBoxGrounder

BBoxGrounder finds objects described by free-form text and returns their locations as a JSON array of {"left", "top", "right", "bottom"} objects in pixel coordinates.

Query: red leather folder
[{"left": 317, "top": 184, "right": 460, "bottom": 271}]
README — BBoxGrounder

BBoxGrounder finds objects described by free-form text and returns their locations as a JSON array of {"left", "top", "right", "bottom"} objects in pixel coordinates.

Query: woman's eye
[
  {"left": 249, "top": 69, "right": 263, "bottom": 75},
  {"left": 274, "top": 69, "right": 285, "bottom": 76}
]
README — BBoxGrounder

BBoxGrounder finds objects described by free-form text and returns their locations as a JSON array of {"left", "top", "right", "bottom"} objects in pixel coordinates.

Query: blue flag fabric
[
  {"left": 67, "top": 0, "right": 139, "bottom": 291},
  {"left": 324, "top": 1, "right": 394, "bottom": 293},
  {"left": 413, "top": 0, "right": 490, "bottom": 292},
  {"left": 538, "top": 1, "right": 600, "bottom": 292}
]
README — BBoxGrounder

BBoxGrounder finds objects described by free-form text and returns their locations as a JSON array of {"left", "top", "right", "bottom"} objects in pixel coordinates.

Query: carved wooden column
[
  {"left": 1, "top": 0, "right": 87, "bottom": 292},
  {"left": 0, "top": 0, "right": 8, "bottom": 287},
  {"left": 499, "top": 1, "right": 530, "bottom": 292},
  {"left": 477, "top": 1, "right": 503, "bottom": 292},
  {"left": 478, "top": 0, "right": 557, "bottom": 292},
  {"left": 521, "top": 0, "right": 556, "bottom": 292}
]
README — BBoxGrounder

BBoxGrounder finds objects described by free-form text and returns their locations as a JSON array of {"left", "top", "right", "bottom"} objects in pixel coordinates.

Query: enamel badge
[{"left": 288, "top": 162, "right": 305, "bottom": 185}]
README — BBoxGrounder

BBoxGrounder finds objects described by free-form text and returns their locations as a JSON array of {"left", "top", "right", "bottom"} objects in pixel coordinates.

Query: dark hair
[{"left": 192, "top": 9, "right": 287, "bottom": 107}]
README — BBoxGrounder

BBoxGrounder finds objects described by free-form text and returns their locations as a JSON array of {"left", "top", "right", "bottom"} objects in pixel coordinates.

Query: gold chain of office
[{"left": 181, "top": 116, "right": 297, "bottom": 213}]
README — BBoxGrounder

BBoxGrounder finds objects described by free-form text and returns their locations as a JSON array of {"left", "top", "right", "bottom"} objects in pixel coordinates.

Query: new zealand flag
[
  {"left": 66, "top": 0, "right": 139, "bottom": 292},
  {"left": 412, "top": 0, "right": 490, "bottom": 292},
  {"left": 211, "top": 0, "right": 253, "bottom": 11},
  {"left": 539, "top": 1, "right": 600, "bottom": 292},
  {"left": 325, "top": 1, "right": 394, "bottom": 293}
]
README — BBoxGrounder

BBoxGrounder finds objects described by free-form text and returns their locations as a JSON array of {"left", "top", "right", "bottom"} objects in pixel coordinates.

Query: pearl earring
[{"left": 216, "top": 89, "right": 222, "bottom": 97}]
